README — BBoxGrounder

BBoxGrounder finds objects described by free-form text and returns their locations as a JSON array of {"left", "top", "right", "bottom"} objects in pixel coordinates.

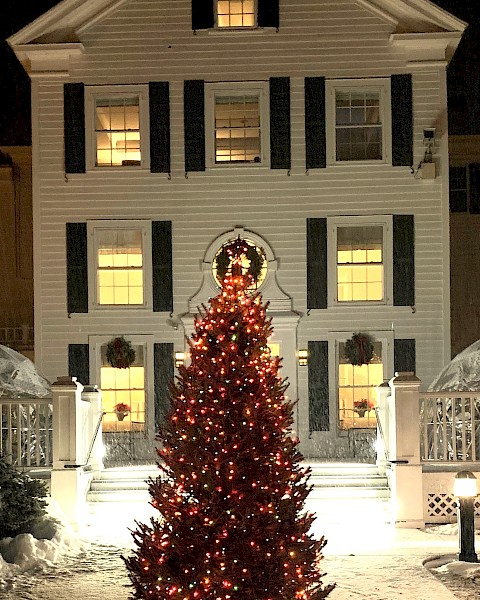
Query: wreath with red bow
[
  {"left": 106, "top": 336, "right": 136, "bottom": 369},
  {"left": 344, "top": 332, "right": 375, "bottom": 367}
]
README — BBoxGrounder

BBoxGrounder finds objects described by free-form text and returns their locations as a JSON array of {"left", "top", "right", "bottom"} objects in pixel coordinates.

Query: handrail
[
  {"left": 84, "top": 410, "right": 106, "bottom": 467},
  {"left": 374, "top": 406, "right": 390, "bottom": 463},
  {"left": 420, "top": 391, "right": 480, "bottom": 399}
]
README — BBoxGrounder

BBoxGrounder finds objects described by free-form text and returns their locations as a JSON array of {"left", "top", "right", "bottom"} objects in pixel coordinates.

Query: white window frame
[
  {"left": 205, "top": 81, "right": 270, "bottom": 168},
  {"left": 327, "top": 215, "right": 393, "bottom": 307},
  {"left": 87, "top": 220, "right": 153, "bottom": 311},
  {"left": 89, "top": 334, "right": 154, "bottom": 435},
  {"left": 325, "top": 78, "right": 391, "bottom": 166},
  {"left": 332, "top": 331, "right": 393, "bottom": 431},
  {"left": 215, "top": 0, "right": 257, "bottom": 29},
  {"left": 85, "top": 85, "right": 150, "bottom": 171}
]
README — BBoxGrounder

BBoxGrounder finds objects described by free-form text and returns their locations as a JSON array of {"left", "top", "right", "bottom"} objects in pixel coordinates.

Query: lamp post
[{"left": 454, "top": 471, "right": 478, "bottom": 563}]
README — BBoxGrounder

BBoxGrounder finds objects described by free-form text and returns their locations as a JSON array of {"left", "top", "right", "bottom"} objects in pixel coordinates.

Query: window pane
[
  {"left": 338, "top": 340, "right": 383, "bottom": 430},
  {"left": 95, "top": 97, "right": 141, "bottom": 167},
  {"left": 335, "top": 88, "right": 382, "bottom": 161},
  {"left": 337, "top": 226, "right": 384, "bottom": 302},
  {"left": 214, "top": 94, "right": 261, "bottom": 163},
  {"left": 217, "top": 0, "right": 255, "bottom": 27},
  {"left": 96, "top": 229, "right": 144, "bottom": 306}
]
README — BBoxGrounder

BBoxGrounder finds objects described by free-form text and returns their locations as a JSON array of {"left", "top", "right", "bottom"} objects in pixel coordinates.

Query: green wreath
[
  {"left": 215, "top": 238, "right": 264, "bottom": 284},
  {"left": 344, "top": 332, "right": 374, "bottom": 367},
  {"left": 106, "top": 336, "right": 136, "bottom": 369}
]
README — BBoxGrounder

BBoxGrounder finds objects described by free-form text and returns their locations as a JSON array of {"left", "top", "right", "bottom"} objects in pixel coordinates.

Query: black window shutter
[
  {"left": 391, "top": 74, "right": 413, "bottom": 167},
  {"left": 469, "top": 163, "right": 480, "bottom": 214},
  {"left": 269, "top": 77, "right": 291, "bottom": 170},
  {"left": 154, "top": 343, "right": 174, "bottom": 430},
  {"left": 394, "top": 339, "right": 416, "bottom": 374},
  {"left": 305, "top": 77, "right": 326, "bottom": 169},
  {"left": 192, "top": 0, "right": 214, "bottom": 30},
  {"left": 66, "top": 222, "right": 88, "bottom": 314},
  {"left": 308, "top": 340, "right": 329, "bottom": 432},
  {"left": 64, "top": 83, "right": 86, "bottom": 174},
  {"left": 258, "top": 0, "right": 279, "bottom": 28},
  {"left": 184, "top": 80, "right": 205, "bottom": 172},
  {"left": 393, "top": 214, "right": 415, "bottom": 306},
  {"left": 306, "top": 218, "right": 327, "bottom": 309},
  {"left": 149, "top": 82, "right": 170, "bottom": 173},
  {"left": 152, "top": 221, "right": 173, "bottom": 312},
  {"left": 68, "top": 344, "right": 89, "bottom": 385}
]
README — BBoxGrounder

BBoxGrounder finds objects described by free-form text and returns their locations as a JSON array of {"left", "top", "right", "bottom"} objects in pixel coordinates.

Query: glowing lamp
[
  {"left": 175, "top": 351, "right": 185, "bottom": 369},
  {"left": 454, "top": 471, "right": 477, "bottom": 498},
  {"left": 454, "top": 471, "right": 478, "bottom": 563},
  {"left": 298, "top": 349, "right": 308, "bottom": 367}
]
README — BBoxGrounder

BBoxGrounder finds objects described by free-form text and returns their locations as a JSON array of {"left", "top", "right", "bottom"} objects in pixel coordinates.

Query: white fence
[
  {"left": 420, "top": 392, "right": 480, "bottom": 462},
  {"left": 0, "top": 396, "right": 53, "bottom": 467}
]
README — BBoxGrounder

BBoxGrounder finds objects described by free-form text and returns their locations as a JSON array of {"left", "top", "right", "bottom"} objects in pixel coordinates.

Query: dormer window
[{"left": 216, "top": 0, "right": 256, "bottom": 28}]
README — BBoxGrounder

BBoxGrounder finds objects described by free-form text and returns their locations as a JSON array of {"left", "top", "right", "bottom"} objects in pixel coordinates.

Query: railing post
[
  {"left": 389, "top": 371, "right": 425, "bottom": 528},
  {"left": 50, "top": 376, "right": 93, "bottom": 528},
  {"left": 375, "top": 378, "right": 391, "bottom": 473}
]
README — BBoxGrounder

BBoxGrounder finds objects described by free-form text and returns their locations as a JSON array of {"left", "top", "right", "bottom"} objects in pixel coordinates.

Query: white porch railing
[
  {"left": 0, "top": 397, "right": 53, "bottom": 467},
  {"left": 420, "top": 392, "right": 480, "bottom": 462}
]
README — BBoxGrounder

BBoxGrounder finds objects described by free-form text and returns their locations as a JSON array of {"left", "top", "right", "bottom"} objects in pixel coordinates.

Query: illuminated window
[
  {"left": 326, "top": 79, "right": 391, "bottom": 164},
  {"left": 338, "top": 340, "right": 383, "bottom": 430},
  {"left": 85, "top": 85, "right": 149, "bottom": 169},
  {"left": 328, "top": 216, "right": 392, "bottom": 305},
  {"left": 216, "top": 0, "right": 255, "bottom": 28},
  {"left": 88, "top": 220, "right": 152, "bottom": 309},
  {"left": 100, "top": 343, "right": 146, "bottom": 432},
  {"left": 95, "top": 97, "right": 140, "bottom": 166},
  {"left": 206, "top": 83, "right": 268, "bottom": 166},
  {"left": 337, "top": 225, "right": 384, "bottom": 302}
]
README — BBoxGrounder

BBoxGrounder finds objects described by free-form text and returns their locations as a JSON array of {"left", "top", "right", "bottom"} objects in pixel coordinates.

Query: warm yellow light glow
[
  {"left": 101, "top": 362, "right": 145, "bottom": 432},
  {"left": 217, "top": 0, "right": 255, "bottom": 27},
  {"left": 297, "top": 349, "right": 308, "bottom": 367},
  {"left": 96, "top": 229, "right": 143, "bottom": 305},
  {"left": 95, "top": 97, "right": 141, "bottom": 166},
  {"left": 214, "top": 95, "right": 260, "bottom": 163},
  {"left": 175, "top": 351, "right": 185, "bottom": 369}
]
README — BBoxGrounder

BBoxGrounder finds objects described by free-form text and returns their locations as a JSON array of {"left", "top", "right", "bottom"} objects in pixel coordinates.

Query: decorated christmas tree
[{"left": 125, "top": 239, "right": 334, "bottom": 600}]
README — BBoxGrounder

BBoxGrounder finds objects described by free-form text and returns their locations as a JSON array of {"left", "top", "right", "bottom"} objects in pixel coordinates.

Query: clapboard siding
[{"left": 32, "top": 0, "right": 449, "bottom": 396}]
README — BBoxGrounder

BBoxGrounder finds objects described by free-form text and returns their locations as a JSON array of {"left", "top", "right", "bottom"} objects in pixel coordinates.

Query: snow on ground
[{"left": 1, "top": 498, "right": 480, "bottom": 599}]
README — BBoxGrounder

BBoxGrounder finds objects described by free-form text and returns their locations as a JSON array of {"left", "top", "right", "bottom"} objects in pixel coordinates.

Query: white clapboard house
[{"left": 8, "top": 0, "right": 465, "bottom": 462}]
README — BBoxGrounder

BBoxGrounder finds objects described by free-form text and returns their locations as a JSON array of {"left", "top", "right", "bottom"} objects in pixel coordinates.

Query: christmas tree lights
[{"left": 125, "top": 240, "right": 334, "bottom": 599}]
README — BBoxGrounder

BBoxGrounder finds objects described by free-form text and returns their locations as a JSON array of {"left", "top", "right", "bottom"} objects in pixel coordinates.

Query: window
[
  {"left": 338, "top": 339, "right": 384, "bottom": 430},
  {"left": 100, "top": 343, "right": 146, "bottom": 432},
  {"left": 326, "top": 79, "right": 391, "bottom": 164},
  {"left": 88, "top": 221, "right": 152, "bottom": 309},
  {"left": 206, "top": 82, "right": 269, "bottom": 166},
  {"left": 449, "top": 166, "right": 468, "bottom": 212},
  {"left": 85, "top": 85, "right": 150, "bottom": 169},
  {"left": 216, "top": 0, "right": 256, "bottom": 28},
  {"left": 328, "top": 216, "right": 392, "bottom": 305}
]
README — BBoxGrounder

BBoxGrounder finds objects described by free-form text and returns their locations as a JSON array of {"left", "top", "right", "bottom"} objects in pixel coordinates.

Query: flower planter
[{"left": 116, "top": 411, "right": 128, "bottom": 421}]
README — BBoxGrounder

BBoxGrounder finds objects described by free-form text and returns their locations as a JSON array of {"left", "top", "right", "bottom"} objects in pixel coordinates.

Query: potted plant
[
  {"left": 344, "top": 332, "right": 375, "bottom": 367},
  {"left": 113, "top": 402, "right": 131, "bottom": 421},
  {"left": 353, "top": 399, "right": 375, "bottom": 418}
]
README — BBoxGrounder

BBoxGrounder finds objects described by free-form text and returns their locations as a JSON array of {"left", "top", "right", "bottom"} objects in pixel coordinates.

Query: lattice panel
[{"left": 427, "top": 493, "right": 480, "bottom": 518}]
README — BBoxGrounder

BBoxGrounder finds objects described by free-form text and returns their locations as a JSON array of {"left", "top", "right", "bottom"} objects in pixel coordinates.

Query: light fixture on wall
[
  {"left": 175, "top": 351, "right": 185, "bottom": 369},
  {"left": 298, "top": 349, "right": 308, "bottom": 367},
  {"left": 453, "top": 471, "right": 478, "bottom": 563}
]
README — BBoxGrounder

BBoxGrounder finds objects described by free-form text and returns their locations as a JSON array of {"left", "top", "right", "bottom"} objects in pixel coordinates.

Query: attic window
[{"left": 216, "top": 0, "right": 256, "bottom": 28}]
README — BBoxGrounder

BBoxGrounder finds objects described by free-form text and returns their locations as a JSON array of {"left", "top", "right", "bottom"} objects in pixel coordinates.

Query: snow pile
[
  {"left": 429, "top": 339, "right": 480, "bottom": 391},
  {"left": 0, "top": 498, "right": 84, "bottom": 585},
  {"left": 0, "top": 344, "right": 51, "bottom": 398}
]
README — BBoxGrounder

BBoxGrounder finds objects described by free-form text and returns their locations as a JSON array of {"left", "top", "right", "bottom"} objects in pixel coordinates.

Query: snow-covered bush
[{"left": 0, "top": 455, "right": 47, "bottom": 539}]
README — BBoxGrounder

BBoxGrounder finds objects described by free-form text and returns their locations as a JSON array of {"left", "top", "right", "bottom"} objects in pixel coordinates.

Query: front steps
[{"left": 86, "top": 462, "right": 392, "bottom": 525}]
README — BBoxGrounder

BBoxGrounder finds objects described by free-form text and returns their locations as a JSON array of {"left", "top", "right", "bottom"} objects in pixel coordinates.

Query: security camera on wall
[{"left": 423, "top": 128, "right": 436, "bottom": 143}]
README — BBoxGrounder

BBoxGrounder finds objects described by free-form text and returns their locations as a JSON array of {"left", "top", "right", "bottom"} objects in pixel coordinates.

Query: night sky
[{"left": 0, "top": 0, "right": 479, "bottom": 144}]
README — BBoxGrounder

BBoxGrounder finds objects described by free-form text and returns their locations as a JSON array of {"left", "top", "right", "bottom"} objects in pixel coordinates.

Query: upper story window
[
  {"left": 85, "top": 85, "right": 150, "bottom": 170},
  {"left": 87, "top": 220, "right": 152, "bottom": 310},
  {"left": 326, "top": 79, "right": 391, "bottom": 165},
  {"left": 216, "top": 0, "right": 256, "bottom": 28},
  {"left": 328, "top": 215, "right": 392, "bottom": 306},
  {"left": 206, "top": 82, "right": 269, "bottom": 166}
]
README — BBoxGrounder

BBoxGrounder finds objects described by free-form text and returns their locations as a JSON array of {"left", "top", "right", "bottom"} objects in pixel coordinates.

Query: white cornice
[
  {"left": 14, "top": 43, "right": 85, "bottom": 77},
  {"left": 391, "top": 31, "right": 464, "bottom": 64}
]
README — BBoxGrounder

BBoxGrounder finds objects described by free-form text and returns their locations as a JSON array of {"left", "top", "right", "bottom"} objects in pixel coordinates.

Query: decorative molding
[{"left": 14, "top": 43, "right": 85, "bottom": 77}]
